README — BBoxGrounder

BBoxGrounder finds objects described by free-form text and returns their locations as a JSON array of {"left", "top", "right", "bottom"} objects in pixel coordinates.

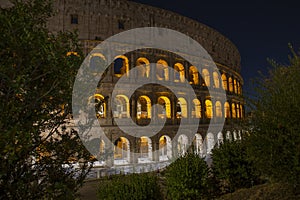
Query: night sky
[{"left": 131, "top": 0, "right": 300, "bottom": 98}]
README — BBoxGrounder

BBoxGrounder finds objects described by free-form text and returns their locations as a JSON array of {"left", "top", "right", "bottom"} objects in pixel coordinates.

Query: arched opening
[
  {"left": 193, "top": 134, "right": 204, "bottom": 157},
  {"left": 206, "top": 132, "right": 215, "bottom": 154},
  {"left": 234, "top": 79, "right": 238, "bottom": 94},
  {"left": 138, "top": 136, "right": 152, "bottom": 163},
  {"left": 113, "top": 95, "right": 130, "bottom": 118},
  {"left": 231, "top": 103, "right": 236, "bottom": 118},
  {"left": 137, "top": 95, "right": 151, "bottom": 119},
  {"left": 178, "top": 134, "right": 188, "bottom": 155},
  {"left": 114, "top": 55, "right": 129, "bottom": 77},
  {"left": 228, "top": 77, "right": 233, "bottom": 92},
  {"left": 215, "top": 101, "right": 222, "bottom": 118},
  {"left": 217, "top": 132, "right": 223, "bottom": 146},
  {"left": 89, "top": 53, "right": 106, "bottom": 71},
  {"left": 221, "top": 74, "right": 228, "bottom": 91},
  {"left": 240, "top": 105, "right": 243, "bottom": 118},
  {"left": 176, "top": 97, "right": 187, "bottom": 118},
  {"left": 136, "top": 57, "right": 150, "bottom": 78},
  {"left": 159, "top": 135, "right": 172, "bottom": 161},
  {"left": 156, "top": 59, "right": 169, "bottom": 81},
  {"left": 224, "top": 102, "right": 230, "bottom": 118},
  {"left": 114, "top": 137, "right": 130, "bottom": 165},
  {"left": 174, "top": 63, "right": 185, "bottom": 83},
  {"left": 189, "top": 66, "right": 199, "bottom": 85},
  {"left": 157, "top": 96, "right": 171, "bottom": 118},
  {"left": 213, "top": 71, "right": 220, "bottom": 88},
  {"left": 202, "top": 69, "right": 210, "bottom": 87},
  {"left": 192, "top": 99, "right": 201, "bottom": 118},
  {"left": 205, "top": 99, "right": 213, "bottom": 119},
  {"left": 237, "top": 81, "right": 241, "bottom": 94},
  {"left": 237, "top": 104, "right": 240, "bottom": 118},
  {"left": 89, "top": 94, "right": 106, "bottom": 118}
]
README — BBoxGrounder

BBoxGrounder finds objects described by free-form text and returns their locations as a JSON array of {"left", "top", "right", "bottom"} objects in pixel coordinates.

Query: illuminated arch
[
  {"left": 178, "top": 134, "right": 188, "bottom": 155},
  {"left": 156, "top": 59, "right": 169, "bottom": 81},
  {"left": 192, "top": 99, "right": 201, "bottom": 118},
  {"left": 215, "top": 101, "right": 222, "bottom": 118},
  {"left": 176, "top": 97, "right": 188, "bottom": 118},
  {"left": 237, "top": 104, "right": 240, "bottom": 118},
  {"left": 206, "top": 132, "right": 215, "bottom": 154},
  {"left": 217, "top": 132, "right": 223, "bottom": 146},
  {"left": 113, "top": 95, "right": 130, "bottom": 118},
  {"left": 139, "top": 136, "right": 152, "bottom": 163},
  {"left": 137, "top": 95, "right": 151, "bottom": 119},
  {"left": 136, "top": 57, "right": 150, "bottom": 78},
  {"left": 231, "top": 103, "right": 236, "bottom": 118},
  {"left": 157, "top": 96, "right": 171, "bottom": 118},
  {"left": 228, "top": 77, "right": 233, "bottom": 92},
  {"left": 205, "top": 99, "right": 213, "bottom": 118},
  {"left": 114, "top": 55, "right": 129, "bottom": 77},
  {"left": 224, "top": 102, "right": 230, "bottom": 118},
  {"left": 89, "top": 94, "right": 106, "bottom": 118},
  {"left": 89, "top": 53, "right": 106, "bottom": 71},
  {"left": 237, "top": 81, "right": 242, "bottom": 94},
  {"left": 221, "top": 74, "right": 228, "bottom": 90},
  {"left": 189, "top": 66, "right": 199, "bottom": 85},
  {"left": 234, "top": 79, "right": 238, "bottom": 94},
  {"left": 159, "top": 135, "right": 172, "bottom": 161},
  {"left": 114, "top": 137, "right": 130, "bottom": 164},
  {"left": 213, "top": 71, "right": 220, "bottom": 88},
  {"left": 202, "top": 69, "right": 210, "bottom": 87},
  {"left": 193, "top": 134, "right": 204, "bottom": 156},
  {"left": 174, "top": 63, "right": 185, "bottom": 82},
  {"left": 240, "top": 105, "right": 243, "bottom": 118}
]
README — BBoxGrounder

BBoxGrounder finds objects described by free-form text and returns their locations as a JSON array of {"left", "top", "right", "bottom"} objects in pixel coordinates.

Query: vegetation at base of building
[
  {"left": 247, "top": 45, "right": 300, "bottom": 194},
  {"left": 216, "top": 182, "right": 300, "bottom": 200},
  {"left": 0, "top": 0, "right": 91, "bottom": 199},
  {"left": 97, "top": 173, "right": 162, "bottom": 200},
  {"left": 164, "top": 152, "right": 217, "bottom": 200},
  {"left": 211, "top": 139, "right": 262, "bottom": 193}
]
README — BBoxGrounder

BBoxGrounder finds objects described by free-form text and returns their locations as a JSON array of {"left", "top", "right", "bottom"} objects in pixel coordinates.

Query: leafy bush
[
  {"left": 212, "top": 140, "right": 261, "bottom": 193},
  {"left": 97, "top": 173, "right": 162, "bottom": 200},
  {"left": 165, "top": 152, "right": 212, "bottom": 199}
]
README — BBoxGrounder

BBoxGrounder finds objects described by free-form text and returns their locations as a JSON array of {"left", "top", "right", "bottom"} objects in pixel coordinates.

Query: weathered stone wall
[{"left": 48, "top": 0, "right": 241, "bottom": 74}]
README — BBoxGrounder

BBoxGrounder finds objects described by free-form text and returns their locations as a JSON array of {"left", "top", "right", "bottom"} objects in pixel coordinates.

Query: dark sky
[{"left": 131, "top": 0, "right": 300, "bottom": 97}]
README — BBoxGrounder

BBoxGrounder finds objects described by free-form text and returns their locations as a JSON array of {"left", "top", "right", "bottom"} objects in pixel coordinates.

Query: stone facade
[{"left": 47, "top": 0, "right": 244, "bottom": 171}]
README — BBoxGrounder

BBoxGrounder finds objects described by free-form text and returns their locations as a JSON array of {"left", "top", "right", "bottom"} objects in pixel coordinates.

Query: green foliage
[
  {"left": 0, "top": 0, "right": 91, "bottom": 199},
  {"left": 249, "top": 46, "right": 300, "bottom": 192},
  {"left": 165, "top": 152, "right": 212, "bottom": 200},
  {"left": 97, "top": 173, "right": 162, "bottom": 200},
  {"left": 212, "top": 139, "right": 261, "bottom": 193}
]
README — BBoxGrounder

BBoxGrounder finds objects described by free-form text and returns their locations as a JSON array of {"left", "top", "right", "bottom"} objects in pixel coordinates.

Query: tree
[
  {"left": 165, "top": 152, "right": 213, "bottom": 199},
  {"left": 249, "top": 46, "right": 300, "bottom": 193},
  {"left": 211, "top": 139, "right": 261, "bottom": 193},
  {"left": 0, "top": 0, "right": 91, "bottom": 199}
]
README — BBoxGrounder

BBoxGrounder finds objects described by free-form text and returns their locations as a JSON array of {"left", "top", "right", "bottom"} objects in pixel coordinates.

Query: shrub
[
  {"left": 212, "top": 140, "right": 261, "bottom": 193},
  {"left": 97, "top": 173, "right": 162, "bottom": 200},
  {"left": 165, "top": 152, "right": 212, "bottom": 199}
]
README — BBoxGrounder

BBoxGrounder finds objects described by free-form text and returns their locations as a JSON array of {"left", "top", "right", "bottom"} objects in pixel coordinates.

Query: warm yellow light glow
[
  {"left": 136, "top": 57, "right": 150, "bottom": 78},
  {"left": 228, "top": 77, "right": 233, "bottom": 92},
  {"left": 114, "top": 55, "right": 129, "bottom": 77},
  {"left": 177, "top": 97, "right": 187, "bottom": 118},
  {"left": 192, "top": 99, "right": 201, "bottom": 118},
  {"left": 221, "top": 74, "right": 227, "bottom": 91},
  {"left": 137, "top": 95, "right": 151, "bottom": 119},
  {"left": 213, "top": 71, "right": 220, "bottom": 88},
  {"left": 114, "top": 95, "right": 130, "bottom": 118},
  {"left": 158, "top": 96, "right": 171, "bottom": 118},
  {"left": 215, "top": 101, "right": 222, "bottom": 117},
  {"left": 157, "top": 59, "right": 169, "bottom": 81},
  {"left": 202, "top": 69, "right": 210, "bottom": 87},
  {"left": 189, "top": 66, "right": 199, "bottom": 85},
  {"left": 231, "top": 103, "right": 236, "bottom": 118},
  {"left": 224, "top": 102, "right": 230, "bottom": 118},
  {"left": 205, "top": 99, "right": 213, "bottom": 118},
  {"left": 174, "top": 63, "right": 185, "bottom": 83}
]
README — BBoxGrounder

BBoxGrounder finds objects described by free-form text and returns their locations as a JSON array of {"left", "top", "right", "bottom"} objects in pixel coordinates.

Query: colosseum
[{"left": 48, "top": 0, "right": 244, "bottom": 173}]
